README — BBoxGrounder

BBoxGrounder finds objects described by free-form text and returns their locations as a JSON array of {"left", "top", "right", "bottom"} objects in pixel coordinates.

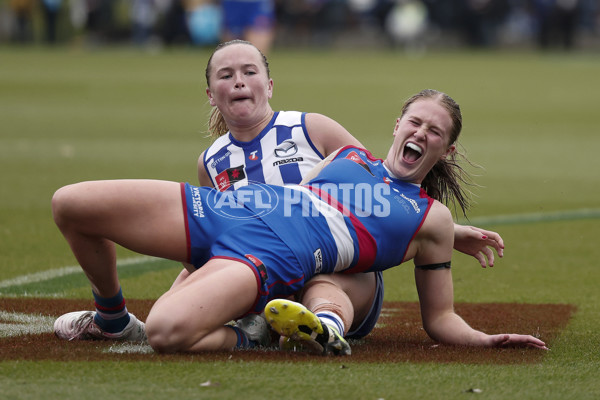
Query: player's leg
[
  {"left": 52, "top": 179, "right": 188, "bottom": 295},
  {"left": 245, "top": 28, "right": 274, "bottom": 55},
  {"left": 244, "top": 1, "right": 275, "bottom": 55},
  {"left": 300, "top": 273, "right": 378, "bottom": 335},
  {"left": 264, "top": 273, "right": 378, "bottom": 355},
  {"left": 146, "top": 257, "right": 260, "bottom": 352},
  {"left": 52, "top": 179, "right": 188, "bottom": 341}
]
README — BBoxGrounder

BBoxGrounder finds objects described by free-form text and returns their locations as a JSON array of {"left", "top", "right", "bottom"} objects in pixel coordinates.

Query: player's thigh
[
  {"left": 148, "top": 258, "right": 258, "bottom": 333},
  {"left": 53, "top": 179, "right": 187, "bottom": 261}
]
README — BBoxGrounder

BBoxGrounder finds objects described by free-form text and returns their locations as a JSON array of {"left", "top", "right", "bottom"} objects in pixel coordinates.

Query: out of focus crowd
[{"left": 2, "top": 0, "right": 598, "bottom": 51}]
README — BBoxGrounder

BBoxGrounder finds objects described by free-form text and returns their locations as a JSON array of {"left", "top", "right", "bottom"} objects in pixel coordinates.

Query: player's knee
[
  {"left": 146, "top": 314, "right": 190, "bottom": 353},
  {"left": 51, "top": 184, "right": 81, "bottom": 229},
  {"left": 146, "top": 311, "right": 209, "bottom": 353}
]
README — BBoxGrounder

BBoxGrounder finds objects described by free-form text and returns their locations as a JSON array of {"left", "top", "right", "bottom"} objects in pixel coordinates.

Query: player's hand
[
  {"left": 453, "top": 225, "right": 504, "bottom": 268},
  {"left": 485, "top": 334, "right": 548, "bottom": 350}
]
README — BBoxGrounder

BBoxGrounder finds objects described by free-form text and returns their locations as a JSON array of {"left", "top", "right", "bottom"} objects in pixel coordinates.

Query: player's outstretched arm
[{"left": 415, "top": 268, "right": 548, "bottom": 350}]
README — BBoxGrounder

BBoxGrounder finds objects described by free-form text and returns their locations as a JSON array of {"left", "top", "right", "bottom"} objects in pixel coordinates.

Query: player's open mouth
[
  {"left": 232, "top": 96, "right": 251, "bottom": 102},
  {"left": 403, "top": 142, "right": 423, "bottom": 163}
]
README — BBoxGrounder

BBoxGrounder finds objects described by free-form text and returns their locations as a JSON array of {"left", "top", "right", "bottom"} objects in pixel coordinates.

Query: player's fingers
[
  {"left": 475, "top": 252, "right": 487, "bottom": 268},
  {"left": 482, "top": 248, "right": 494, "bottom": 267},
  {"left": 482, "top": 230, "right": 505, "bottom": 250}
]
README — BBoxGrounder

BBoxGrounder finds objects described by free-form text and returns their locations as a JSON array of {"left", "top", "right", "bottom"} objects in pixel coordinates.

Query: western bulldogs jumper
[
  {"left": 252, "top": 146, "right": 434, "bottom": 275},
  {"left": 203, "top": 111, "right": 324, "bottom": 191},
  {"left": 182, "top": 146, "right": 433, "bottom": 315}
]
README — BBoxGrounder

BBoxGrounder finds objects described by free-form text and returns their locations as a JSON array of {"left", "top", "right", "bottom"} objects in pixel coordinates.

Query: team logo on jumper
[
  {"left": 210, "top": 151, "right": 231, "bottom": 169},
  {"left": 273, "top": 157, "right": 304, "bottom": 167},
  {"left": 248, "top": 150, "right": 259, "bottom": 161},
  {"left": 215, "top": 166, "right": 246, "bottom": 191},
  {"left": 345, "top": 151, "right": 373, "bottom": 175},
  {"left": 400, "top": 193, "right": 421, "bottom": 213},
  {"left": 313, "top": 248, "right": 323, "bottom": 274},
  {"left": 274, "top": 140, "right": 298, "bottom": 158},
  {"left": 190, "top": 186, "right": 204, "bottom": 218}
]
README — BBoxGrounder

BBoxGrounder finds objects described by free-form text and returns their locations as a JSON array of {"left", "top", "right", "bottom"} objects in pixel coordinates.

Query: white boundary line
[
  {"left": 0, "top": 255, "right": 160, "bottom": 290},
  {"left": 0, "top": 311, "right": 55, "bottom": 337},
  {"left": 457, "top": 208, "right": 600, "bottom": 226}
]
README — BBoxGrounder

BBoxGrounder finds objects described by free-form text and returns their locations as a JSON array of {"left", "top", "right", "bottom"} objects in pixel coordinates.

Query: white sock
[{"left": 316, "top": 311, "right": 344, "bottom": 337}]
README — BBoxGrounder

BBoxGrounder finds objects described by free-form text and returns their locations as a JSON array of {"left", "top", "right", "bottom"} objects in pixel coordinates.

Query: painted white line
[
  {"left": 0, "top": 311, "right": 55, "bottom": 337},
  {"left": 104, "top": 343, "right": 154, "bottom": 354},
  {"left": 458, "top": 208, "right": 600, "bottom": 226},
  {"left": 0, "top": 256, "right": 160, "bottom": 290}
]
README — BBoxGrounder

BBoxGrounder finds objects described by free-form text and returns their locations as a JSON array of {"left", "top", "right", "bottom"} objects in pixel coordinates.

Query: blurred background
[{"left": 1, "top": 0, "right": 598, "bottom": 52}]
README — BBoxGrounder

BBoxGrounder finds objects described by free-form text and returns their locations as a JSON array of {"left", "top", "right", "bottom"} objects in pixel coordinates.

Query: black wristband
[{"left": 415, "top": 261, "right": 451, "bottom": 270}]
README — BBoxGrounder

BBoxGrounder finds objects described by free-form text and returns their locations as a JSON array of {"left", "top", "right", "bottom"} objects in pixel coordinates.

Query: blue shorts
[
  {"left": 345, "top": 271, "right": 384, "bottom": 339},
  {"left": 180, "top": 182, "right": 385, "bottom": 337},
  {"left": 181, "top": 183, "right": 307, "bottom": 315},
  {"left": 222, "top": 0, "right": 275, "bottom": 36}
]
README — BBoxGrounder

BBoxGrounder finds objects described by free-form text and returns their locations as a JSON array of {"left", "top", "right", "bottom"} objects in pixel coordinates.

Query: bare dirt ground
[{"left": 0, "top": 298, "right": 575, "bottom": 364}]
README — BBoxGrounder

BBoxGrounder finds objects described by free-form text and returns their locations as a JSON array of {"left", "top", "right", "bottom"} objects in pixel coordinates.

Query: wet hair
[
  {"left": 400, "top": 89, "right": 474, "bottom": 217},
  {"left": 205, "top": 40, "right": 271, "bottom": 139}
]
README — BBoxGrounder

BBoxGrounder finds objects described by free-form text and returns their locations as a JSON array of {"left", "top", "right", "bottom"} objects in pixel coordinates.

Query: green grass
[{"left": 1, "top": 46, "right": 600, "bottom": 399}]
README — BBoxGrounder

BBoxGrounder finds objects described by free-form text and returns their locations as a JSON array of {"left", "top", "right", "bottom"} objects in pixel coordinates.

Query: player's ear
[
  {"left": 267, "top": 79, "right": 273, "bottom": 99},
  {"left": 207, "top": 87, "right": 216, "bottom": 107},
  {"left": 392, "top": 118, "right": 401, "bottom": 136},
  {"left": 442, "top": 144, "right": 456, "bottom": 159}
]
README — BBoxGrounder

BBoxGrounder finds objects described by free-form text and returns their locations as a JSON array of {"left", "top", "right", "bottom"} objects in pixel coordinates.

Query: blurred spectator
[
  {"left": 131, "top": 0, "right": 159, "bottom": 45},
  {"left": 458, "top": 0, "right": 511, "bottom": 47},
  {"left": 1, "top": 0, "right": 597, "bottom": 49},
  {"left": 532, "top": 0, "right": 582, "bottom": 49},
  {"left": 578, "top": 0, "right": 598, "bottom": 33},
  {"left": 160, "top": 0, "right": 191, "bottom": 45},
  {"left": 69, "top": 0, "right": 87, "bottom": 34},
  {"left": 384, "top": 0, "right": 429, "bottom": 48},
  {"left": 9, "top": 0, "right": 34, "bottom": 43},
  {"left": 186, "top": 0, "right": 221, "bottom": 46},
  {"left": 221, "top": 0, "right": 276, "bottom": 54},
  {"left": 75, "top": 0, "right": 116, "bottom": 45},
  {"left": 499, "top": 0, "right": 536, "bottom": 45},
  {"left": 41, "top": 0, "right": 63, "bottom": 44},
  {"left": 276, "top": 0, "right": 348, "bottom": 47},
  {"left": 422, "top": 0, "right": 460, "bottom": 31}
]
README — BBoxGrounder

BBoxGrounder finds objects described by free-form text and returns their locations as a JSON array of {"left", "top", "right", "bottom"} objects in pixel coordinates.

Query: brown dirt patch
[{"left": 0, "top": 298, "right": 575, "bottom": 364}]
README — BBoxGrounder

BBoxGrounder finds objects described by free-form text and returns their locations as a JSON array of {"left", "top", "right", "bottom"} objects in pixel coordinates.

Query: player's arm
[
  {"left": 414, "top": 203, "right": 547, "bottom": 349},
  {"left": 305, "top": 113, "right": 364, "bottom": 157},
  {"left": 197, "top": 150, "right": 214, "bottom": 188}
]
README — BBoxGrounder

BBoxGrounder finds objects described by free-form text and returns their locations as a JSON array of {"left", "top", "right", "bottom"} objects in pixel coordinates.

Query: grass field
[{"left": 1, "top": 45, "right": 599, "bottom": 399}]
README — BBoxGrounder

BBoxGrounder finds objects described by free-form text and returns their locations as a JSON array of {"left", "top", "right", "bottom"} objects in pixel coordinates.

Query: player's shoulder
[
  {"left": 273, "top": 110, "right": 303, "bottom": 126},
  {"left": 205, "top": 133, "right": 233, "bottom": 156},
  {"left": 422, "top": 200, "right": 454, "bottom": 235}
]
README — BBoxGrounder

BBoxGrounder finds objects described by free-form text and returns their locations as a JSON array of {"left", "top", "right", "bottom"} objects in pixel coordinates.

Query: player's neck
[{"left": 229, "top": 111, "right": 274, "bottom": 142}]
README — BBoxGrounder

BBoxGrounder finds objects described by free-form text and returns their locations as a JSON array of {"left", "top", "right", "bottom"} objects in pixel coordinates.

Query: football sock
[
  {"left": 316, "top": 311, "right": 345, "bottom": 338},
  {"left": 92, "top": 288, "right": 130, "bottom": 333},
  {"left": 227, "top": 325, "right": 257, "bottom": 349}
]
